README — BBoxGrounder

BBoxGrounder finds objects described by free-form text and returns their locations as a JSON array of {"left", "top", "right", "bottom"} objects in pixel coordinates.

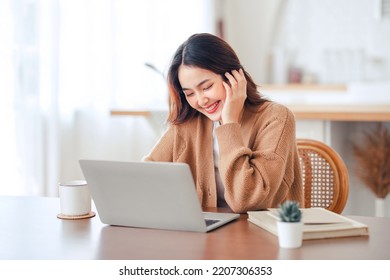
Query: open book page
[{"left": 268, "top": 208, "right": 354, "bottom": 224}]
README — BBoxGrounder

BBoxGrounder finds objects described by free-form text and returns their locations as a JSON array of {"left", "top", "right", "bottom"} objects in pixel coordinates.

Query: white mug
[{"left": 59, "top": 180, "right": 91, "bottom": 216}]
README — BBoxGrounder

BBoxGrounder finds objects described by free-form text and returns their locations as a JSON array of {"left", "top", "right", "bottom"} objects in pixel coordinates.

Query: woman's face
[{"left": 178, "top": 65, "right": 226, "bottom": 122}]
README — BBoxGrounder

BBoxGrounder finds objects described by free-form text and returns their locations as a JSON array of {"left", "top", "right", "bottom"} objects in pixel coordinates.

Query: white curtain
[
  {"left": 0, "top": 0, "right": 215, "bottom": 196},
  {"left": 1, "top": 0, "right": 45, "bottom": 195},
  {"left": 0, "top": 0, "right": 22, "bottom": 194}
]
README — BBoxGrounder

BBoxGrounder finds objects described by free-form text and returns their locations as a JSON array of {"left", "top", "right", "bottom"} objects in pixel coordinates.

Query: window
[{"left": 0, "top": 0, "right": 215, "bottom": 196}]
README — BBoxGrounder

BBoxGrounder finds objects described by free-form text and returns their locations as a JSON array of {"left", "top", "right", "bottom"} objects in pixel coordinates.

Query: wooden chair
[{"left": 297, "top": 139, "right": 349, "bottom": 214}]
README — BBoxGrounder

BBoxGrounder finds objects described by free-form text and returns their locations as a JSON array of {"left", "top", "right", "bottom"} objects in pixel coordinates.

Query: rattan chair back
[{"left": 297, "top": 139, "right": 349, "bottom": 214}]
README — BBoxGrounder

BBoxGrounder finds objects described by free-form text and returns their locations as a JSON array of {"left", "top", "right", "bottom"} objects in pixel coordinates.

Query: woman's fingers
[
  {"left": 221, "top": 69, "right": 247, "bottom": 124},
  {"left": 225, "top": 69, "right": 247, "bottom": 93},
  {"left": 223, "top": 81, "right": 231, "bottom": 94}
]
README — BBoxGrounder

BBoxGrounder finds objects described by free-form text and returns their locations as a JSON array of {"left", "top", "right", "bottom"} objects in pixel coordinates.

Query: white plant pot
[
  {"left": 277, "top": 221, "right": 303, "bottom": 249},
  {"left": 375, "top": 198, "right": 386, "bottom": 217}
]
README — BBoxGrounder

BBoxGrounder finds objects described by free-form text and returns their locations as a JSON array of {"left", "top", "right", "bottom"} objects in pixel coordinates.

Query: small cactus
[{"left": 278, "top": 200, "right": 302, "bottom": 223}]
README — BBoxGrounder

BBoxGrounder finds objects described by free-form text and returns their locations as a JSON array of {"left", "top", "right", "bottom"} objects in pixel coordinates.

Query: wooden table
[{"left": 1, "top": 196, "right": 389, "bottom": 260}]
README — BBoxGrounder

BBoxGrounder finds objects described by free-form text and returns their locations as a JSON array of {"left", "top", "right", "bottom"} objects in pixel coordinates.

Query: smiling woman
[{"left": 144, "top": 33, "right": 304, "bottom": 213}]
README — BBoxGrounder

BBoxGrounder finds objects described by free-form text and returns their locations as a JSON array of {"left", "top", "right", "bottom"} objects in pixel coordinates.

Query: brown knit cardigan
[{"left": 144, "top": 101, "right": 303, "bottom": 213}]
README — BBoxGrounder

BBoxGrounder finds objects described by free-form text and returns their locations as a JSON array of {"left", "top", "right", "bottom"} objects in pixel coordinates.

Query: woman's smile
[{"left": 204, "top": 101, "right": 221, "bottom": 114}]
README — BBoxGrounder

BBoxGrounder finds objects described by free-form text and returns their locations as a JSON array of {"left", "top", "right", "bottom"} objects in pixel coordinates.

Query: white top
[{"left": 213, "top": 122, "right": 229, "bottom": 209}]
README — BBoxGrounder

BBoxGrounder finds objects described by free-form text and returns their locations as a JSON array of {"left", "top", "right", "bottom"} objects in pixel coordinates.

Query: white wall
[
  {"left": 222, "top": 0, "right": 283, "bottom": 83},
  {"left": 222, "top": 0, "right": 390, "bottom": 84}
]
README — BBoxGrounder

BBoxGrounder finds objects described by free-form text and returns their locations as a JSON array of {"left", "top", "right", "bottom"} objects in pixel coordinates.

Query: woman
[{"left": 144, "top": 33, "right": 303, "bottom": 213}]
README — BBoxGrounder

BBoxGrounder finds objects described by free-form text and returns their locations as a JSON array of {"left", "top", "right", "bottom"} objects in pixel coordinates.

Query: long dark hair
[{"left": 167, "top": 33, "right": 266, "bottom": 125}]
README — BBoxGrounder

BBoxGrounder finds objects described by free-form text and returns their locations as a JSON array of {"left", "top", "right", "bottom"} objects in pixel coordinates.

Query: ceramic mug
[{"left": 59, "top": 180, "right": 91, "bottom": 216}]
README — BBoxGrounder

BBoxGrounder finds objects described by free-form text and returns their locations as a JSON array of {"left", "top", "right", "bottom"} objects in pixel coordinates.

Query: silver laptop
[{"left": 79, "top": 160, "right": 239, "bottom": 232}]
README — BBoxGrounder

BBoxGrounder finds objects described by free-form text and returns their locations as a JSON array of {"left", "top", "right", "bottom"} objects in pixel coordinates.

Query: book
[{"left": 247, "top": 208, "right": 369, "bottom": 240}]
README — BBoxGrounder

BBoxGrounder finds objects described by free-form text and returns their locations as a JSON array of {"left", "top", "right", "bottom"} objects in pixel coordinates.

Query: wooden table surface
[{"left": 1, "top": 196, "right": 389, "bottom": 260}]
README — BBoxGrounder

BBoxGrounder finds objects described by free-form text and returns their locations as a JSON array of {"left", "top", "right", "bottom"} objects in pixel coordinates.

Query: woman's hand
[{"left": 221, "top": 68, "right": 247, "bottom": 124}]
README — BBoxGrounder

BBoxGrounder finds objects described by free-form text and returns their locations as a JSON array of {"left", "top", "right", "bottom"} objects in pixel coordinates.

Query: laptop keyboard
[{"left": 205, "top": 219, "right": 220, "bottom": 227}]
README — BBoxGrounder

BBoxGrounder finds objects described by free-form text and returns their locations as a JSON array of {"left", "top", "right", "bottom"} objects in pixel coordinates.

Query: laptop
[{"left": 79, "top": 160, "right": 240, "bottom": 232}]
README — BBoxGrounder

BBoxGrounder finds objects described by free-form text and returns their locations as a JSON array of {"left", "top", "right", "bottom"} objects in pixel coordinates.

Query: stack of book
[{"left": 247, "top": 208, "right": 369, "bottom": 240}]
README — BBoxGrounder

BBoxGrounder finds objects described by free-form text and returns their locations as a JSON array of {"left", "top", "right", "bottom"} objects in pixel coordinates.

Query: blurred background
[{"left": 1, "top": 0, "right": 389, "bottom": 216}]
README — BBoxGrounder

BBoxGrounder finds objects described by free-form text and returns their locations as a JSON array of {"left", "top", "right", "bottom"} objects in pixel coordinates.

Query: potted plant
[{"left": 277, "top": 200, "right": 303, "bottom": 248}]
